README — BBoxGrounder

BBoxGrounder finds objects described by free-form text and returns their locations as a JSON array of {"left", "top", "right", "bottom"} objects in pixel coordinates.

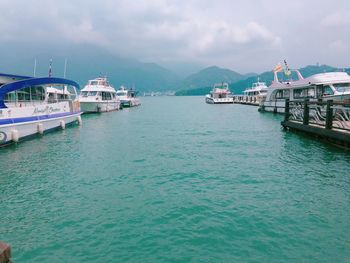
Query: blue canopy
[{"left": 0, "top": 77, "right": 80, "bottom": 108}]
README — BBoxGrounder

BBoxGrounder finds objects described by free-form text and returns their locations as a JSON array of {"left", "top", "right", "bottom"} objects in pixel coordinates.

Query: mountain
[
  {"left": 181, "top": 66, "right": 245, "bottom": 89},
  {"left": 176, "top": 64, "right": 349, "bottom": 96},
  {"left": 0, "top": 43, "right": 181, "bottom": 92}
]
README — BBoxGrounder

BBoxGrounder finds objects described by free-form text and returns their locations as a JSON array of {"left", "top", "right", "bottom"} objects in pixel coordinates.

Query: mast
[
  {"left": 63, "top": 58, "right": 67, "bottom": 78},
  {"left": 33, "top": 59, "right": 37, "bottom": 77}
]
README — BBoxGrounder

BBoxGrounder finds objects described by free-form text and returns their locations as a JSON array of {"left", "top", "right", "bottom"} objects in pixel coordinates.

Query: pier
[
  {"left": 232, "top": 95, "right": 260, "bottom": 106},
  {"left": 0, "top": 242, "right": 11, "bottom": 263},
  {"left": 281, "top": 99, "right": 350, "bottom": 148}
]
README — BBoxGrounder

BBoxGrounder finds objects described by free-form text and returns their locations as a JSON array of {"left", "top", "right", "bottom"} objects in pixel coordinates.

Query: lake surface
[{"left": 1, "top": 96, "right": 350, "bottom": 262}]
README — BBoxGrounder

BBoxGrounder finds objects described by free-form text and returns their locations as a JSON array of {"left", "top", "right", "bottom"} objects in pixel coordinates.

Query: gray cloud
[{"left": 0, "top": 0, "right": 349, "bottom": 73}]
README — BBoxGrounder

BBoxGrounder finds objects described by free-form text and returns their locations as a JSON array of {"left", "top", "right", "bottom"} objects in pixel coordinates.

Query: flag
[
  {"left": 273, "top": 63, "right": 283, "bottom": 73},
  {"left": 284, "top": 59, "right": 291, "bottom": 76},
  {"left": 49, "top": 59, "right": 52, "bottom": 77}
]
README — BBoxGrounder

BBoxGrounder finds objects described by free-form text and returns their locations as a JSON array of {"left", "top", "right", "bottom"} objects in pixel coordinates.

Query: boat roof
[
  {"left": 212, "top": 88, "right": 231, "bottom": 94},
  {"left": 213, "top": 82, "right": 229, "bottom": 88},
  {"left": 82, "top": 77, "right": 115, "bottom": 92},
  {"left": 0, "top": 77, "right": 79, "bottom": 108},
  {"left": 81, "top": 85, "right": 116, "bottom": 93},
  {"left": 244, "top": 82, "right": 268, "bottom": 92},
  {"left": 271, "top": 71, "right": 350, "bottom": 89},
  {"left": 117, "top": 86, "right": 138, "bottom": 95}
]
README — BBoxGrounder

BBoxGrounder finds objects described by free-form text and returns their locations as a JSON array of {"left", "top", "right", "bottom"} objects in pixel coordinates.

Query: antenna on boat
[
  {"left": 63, "top": 58, "right": 67, "bottom": 78},
  {"left": 33, "top": 59, "right": 37, "bottom": 77},
  {"left": 49, "top": 59, "right": 53, "bottom": 77}
]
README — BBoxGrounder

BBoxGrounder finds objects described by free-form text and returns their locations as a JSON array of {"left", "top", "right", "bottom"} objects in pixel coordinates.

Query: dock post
[
  {"left": 303, "top": 99, "right": 309, "bottom": 125},
  {"left": 325, "top": 100, "right": 333, "bottom": 130},
  {"left": 0, "top": 242, "right": 11, "bottom": 263},
  {"left": 284, "top": 99, "right": 290, "bottom": 122}
]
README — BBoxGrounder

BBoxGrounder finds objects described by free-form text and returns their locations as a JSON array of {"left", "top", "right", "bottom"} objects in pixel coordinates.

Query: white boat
[
  {"left": 242, "top": 80, "right": 268, "bottom": 104},
  {"left": 79, "top": 77, "right": 121, "bottom": 113},
  {"left": 0, "top": 73, "right": 82, "bottom": 146},
  {"left": 205, "top": 83, "right": 234, "bottom": 104},
  {"left": 116, "top": 86, "right": 141, "bottom": 107},
  {"left": 259, "top": 70, "right": 350, "bottom": 113}
]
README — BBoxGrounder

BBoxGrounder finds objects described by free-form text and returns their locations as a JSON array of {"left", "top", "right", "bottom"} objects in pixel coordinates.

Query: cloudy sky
[{"left": 0, "top": 0, "right": 350, "bottom": 73}]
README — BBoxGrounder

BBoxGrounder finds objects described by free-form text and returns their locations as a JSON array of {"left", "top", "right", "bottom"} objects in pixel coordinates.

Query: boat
[
  {"left": 242, "top": 79, "right": 268, "bottom": 104},
  {"left": 205, "top": 83, "right": 234, "bottom": 104},
  {"left": 0, "top": 73, "right": 82, "bottom": 146},
  {"left": 259, "top": 69, "right": 350, "bottom": 113},
  {"left": 116, "top": 86, "right": 141, "bottom": 107},
  {"left": 79, "top": 77, "right": 121, "bottom": 113}
]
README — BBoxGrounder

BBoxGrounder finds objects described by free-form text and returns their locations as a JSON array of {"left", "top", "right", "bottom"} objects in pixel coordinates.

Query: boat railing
[
  {"left": 283, "top": 99, "right": 350, "bottom": 132},
  {"left": 4, "top": 100, "right": 46, "bottom": 108},
  {"left": 232, "top": 95, "right": 261, "bottom": 104},
  {"left": 4, "top": 98, "right": 73, "bottom": 108}
]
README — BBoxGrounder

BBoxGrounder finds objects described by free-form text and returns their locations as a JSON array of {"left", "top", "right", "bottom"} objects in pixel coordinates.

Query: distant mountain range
[
  {"left": 175, "top": 65, "right": 350, "bottom": 96},
  {"left": 180, "top": 66, "right": 253, "bottom": 90},
  {"left": 0, "top": 43, "right": 181, "bottom": 92},
  {"left": 0, "top": 43, "right": 349, "bottom": 93}
]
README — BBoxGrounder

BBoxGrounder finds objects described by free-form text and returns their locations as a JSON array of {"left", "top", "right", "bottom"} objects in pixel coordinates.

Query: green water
[{"left": 1, "top": 97, "right": 350, "bottom": 262}]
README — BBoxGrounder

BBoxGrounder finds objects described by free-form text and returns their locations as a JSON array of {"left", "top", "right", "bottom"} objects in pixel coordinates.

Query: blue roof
[{"left": 0, "top": 77, "right": 80, "bottom": 108}]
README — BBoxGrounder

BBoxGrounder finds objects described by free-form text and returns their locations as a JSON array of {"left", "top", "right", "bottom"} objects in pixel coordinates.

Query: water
[{"left": 1, "top": 96, "right": 350, "bottom": 262}]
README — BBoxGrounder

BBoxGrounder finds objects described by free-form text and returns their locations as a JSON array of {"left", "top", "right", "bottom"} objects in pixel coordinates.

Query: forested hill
[{"left": 175, "top": 65, "right": 350, "bottom": 96}]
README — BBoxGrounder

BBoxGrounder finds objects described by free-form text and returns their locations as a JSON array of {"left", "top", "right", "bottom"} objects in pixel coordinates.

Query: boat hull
[
  {"left": 0, "top": 112, "right": 82, "bottom": 146},
  {"left": 205, "top": 97, "right": 234, "bottom": 104},
  {"left": 120, "top": 98, "right": 141, "bottom": 108},
  {"left": 80, "top": 101, "right": 121, "bottom": 113}
]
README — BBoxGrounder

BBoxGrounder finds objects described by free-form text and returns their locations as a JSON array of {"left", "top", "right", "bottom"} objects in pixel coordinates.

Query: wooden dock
[
  {"left": 0, "top": 242, "right": 11, "bottom": 263},
  {"left": 281, "top": 99, "right": 350, "bottom": 148}
]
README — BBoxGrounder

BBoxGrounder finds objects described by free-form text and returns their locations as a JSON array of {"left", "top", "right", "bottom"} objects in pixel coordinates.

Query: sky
[{"left": 0, "top": 0, "right": 350, "bottom": 74}]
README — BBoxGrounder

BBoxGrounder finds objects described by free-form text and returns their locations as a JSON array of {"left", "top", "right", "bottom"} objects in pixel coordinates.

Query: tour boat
[
  {"left": 205, "top": 83, "right": 234, "bottom": 104},
  {"left": 242, "top": 80, "right": 268, "bottom": 104},
  {"left": 116, "top": 86, "right": 141, "bottom": 107},
  {"left": 0, "top": 73, "right": 82, "bottom": 146},
  {"left": 79, "top": 77, "right": 121, "bottom": 113},
  {"left": 259, "top": 70, "right": 350, "bottom": 113}
]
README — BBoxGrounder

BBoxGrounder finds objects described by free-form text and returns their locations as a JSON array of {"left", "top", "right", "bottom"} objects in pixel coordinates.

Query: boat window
[
  {"left": 101, "top": 92, "right": 112, "bottom": 100},
  {"left": 275, "top": 89, "right": 290, "bottom": 99},
  {"left": 316, "top": 85, "right": 323, "bottom": 98},
  {"left": 4, "top": 86, "right": 45, "bottom": 103},
  {"left": 90, "top": 81, "right": 98, "bottom": 85},
  {"left": 294, "top": 88, "right": 315, "bottom": 99},
  {"left": 322, "top": 85, "right": 334, "bottom": 96},
  {"left": 307, "top": 88, "right": 315, "bottom": 98},
  {"left": 294, "top": 89, "right": 303, "bottom": 99},
  {"left": 81, "top": 91, "right": 89, "bottom": 97},
  {"left": 89, "top": 91, "right": 98, "bottom": 96},
  {"left": 333, "top": 83, "right": 350, "bottom": 93}
]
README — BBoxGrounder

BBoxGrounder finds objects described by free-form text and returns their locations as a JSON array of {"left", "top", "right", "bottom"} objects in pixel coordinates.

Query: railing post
[
  {"left": 325, "top": 100, "right": 333, "bottom": 129},
  {"left": 303, "top": 99, "right": 309, "bottom": 125},
  {"left": 284, "top": 99, "right": 290, "bottom": 122}
]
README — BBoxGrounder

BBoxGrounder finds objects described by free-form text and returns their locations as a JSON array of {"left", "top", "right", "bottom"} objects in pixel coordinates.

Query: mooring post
[
  {"left": 0, "top": 242, "right": 11, "bottom": 263},
  {"left": 303, "top": 99, "right": 309, "bottom": 125},
  {"left": 284, "top": 99, "right": 290, "bottom": 122},
  {"left": 325, "top": 100, "right": 333, "bottom": 130}
]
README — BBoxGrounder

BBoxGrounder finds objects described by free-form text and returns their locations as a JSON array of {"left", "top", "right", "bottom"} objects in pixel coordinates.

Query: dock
[
  {"left": 232, "top": 95, "right": 259, "bottom": 106},
  {"left": 281, "top": 99, "right": 350, "bottom": 148},
  {"left": 0, "top": 242, "right": 11, "bottom": 263}
]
